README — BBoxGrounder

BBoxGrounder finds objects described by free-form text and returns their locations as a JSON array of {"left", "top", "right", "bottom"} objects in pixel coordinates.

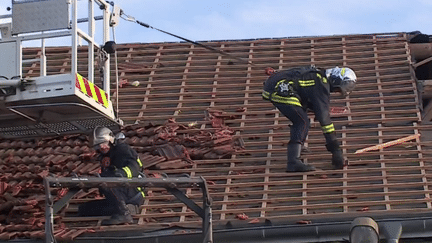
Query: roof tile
[{"left": 1, "top": 33, "right": 431, "bottom": 242}]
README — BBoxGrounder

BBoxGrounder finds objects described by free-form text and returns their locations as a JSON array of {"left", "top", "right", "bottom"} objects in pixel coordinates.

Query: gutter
[
  {"left": 73, "top": 216, "right": 432, "bottom": 243},
  {"left": 1, "top": 216, "right": 431, "bottom": 243}
]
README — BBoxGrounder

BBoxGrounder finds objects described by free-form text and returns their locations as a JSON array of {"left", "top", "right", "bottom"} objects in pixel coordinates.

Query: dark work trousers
[
  {"left": 273, "top": 103, "right": 309, "bottom": 145},
  {"left": 78, "top": 186, "right": 141, "bottom": 216},
  {"left": 78, "top": 187, "right": 124, "bottom": 216}
]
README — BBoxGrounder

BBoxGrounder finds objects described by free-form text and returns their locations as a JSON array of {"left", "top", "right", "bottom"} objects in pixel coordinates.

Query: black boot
[
  {"left": 286, "top": 143, "right": 316, "bottom": 172},
  {"left": 301, "top": 145, "right": 312, "bottom": 154},
  {"left": 331, "top": 149, "right": 345, "bottom": 169},
  {"left": 101, "top": 201, "right": 133, "bottom": 226},
  {"left": 326, "top": 140, "right": 347, "bottom": 169}
]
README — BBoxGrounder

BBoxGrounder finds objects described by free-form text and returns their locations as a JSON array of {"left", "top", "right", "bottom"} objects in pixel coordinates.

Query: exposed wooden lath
[{"left": 19, "top": 33, "right": 432, "bottom": 234}]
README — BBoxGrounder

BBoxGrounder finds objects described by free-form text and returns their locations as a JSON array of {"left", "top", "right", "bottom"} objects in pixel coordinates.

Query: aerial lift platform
[{"left": 0, "top": 0, "right": 120, "bottom": 139}]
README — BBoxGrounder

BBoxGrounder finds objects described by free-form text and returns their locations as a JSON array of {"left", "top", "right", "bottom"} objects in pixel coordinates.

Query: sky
[{"left": 0, "top": 0, "right": 432, "bottom": 46}]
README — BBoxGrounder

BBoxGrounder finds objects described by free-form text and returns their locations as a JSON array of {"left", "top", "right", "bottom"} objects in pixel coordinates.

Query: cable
[
  {"left": 107, "top": 2, "right": 121, "bottom": 123},
  {"left": 111, "top": 25, "right": 120, "bottom": 122},
  {"left": 120, "top": 11, "right": 255, "bottom": 66}
]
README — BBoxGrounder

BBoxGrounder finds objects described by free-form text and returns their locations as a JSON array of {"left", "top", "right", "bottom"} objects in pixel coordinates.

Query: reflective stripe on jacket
[{"left": 262, "top": 66, "right": 335, "bottom": 134}]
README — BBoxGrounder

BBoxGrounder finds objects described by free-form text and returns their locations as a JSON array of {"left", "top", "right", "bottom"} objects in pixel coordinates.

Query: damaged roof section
[
  {"left": 1, "top": 32, "right": 432, "bottom": 241},
  {"left": 0, "top": 109, "right": 243, "bottom": 241}
]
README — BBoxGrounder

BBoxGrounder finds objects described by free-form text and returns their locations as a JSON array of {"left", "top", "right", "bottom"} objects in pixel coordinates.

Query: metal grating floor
[{"left": 23, "top": 33, "right": 432, "bottom": 233}]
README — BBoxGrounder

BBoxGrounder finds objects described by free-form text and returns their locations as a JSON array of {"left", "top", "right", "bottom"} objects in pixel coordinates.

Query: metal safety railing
[
  {"left": 0, "top": 0, "right": 121, "bottom": 139},
  {"left": 44, "top": 176, "right": 213, "bottom": 243}
]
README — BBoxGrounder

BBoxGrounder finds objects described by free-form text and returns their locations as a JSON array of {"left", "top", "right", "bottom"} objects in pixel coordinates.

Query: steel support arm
[{"left": 44, "top": 176, "right": 213, "bottom": 243}]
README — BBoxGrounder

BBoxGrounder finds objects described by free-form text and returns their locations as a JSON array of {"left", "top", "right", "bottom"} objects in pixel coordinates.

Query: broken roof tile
[{"left": 1, "top": 33, "right": 432, "bottom": 242}]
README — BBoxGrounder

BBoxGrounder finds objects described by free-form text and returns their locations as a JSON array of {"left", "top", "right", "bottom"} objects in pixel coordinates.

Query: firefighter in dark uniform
[
  {"left": 262, "top": 66, "right": 357, "bottom": 172},
  {"left": 78, "top": 127, "right": 145, "bottom": 225}
]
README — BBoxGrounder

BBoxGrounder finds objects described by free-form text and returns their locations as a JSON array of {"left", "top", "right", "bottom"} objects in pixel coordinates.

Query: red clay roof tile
[{"left": 1, "top": 33, "right": 432, "bottom": 242}]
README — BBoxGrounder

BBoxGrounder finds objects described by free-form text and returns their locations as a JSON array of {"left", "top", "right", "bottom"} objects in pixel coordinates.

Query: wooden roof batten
[{"left": 13, "top": 32, "right": 432, "bottom": 242}]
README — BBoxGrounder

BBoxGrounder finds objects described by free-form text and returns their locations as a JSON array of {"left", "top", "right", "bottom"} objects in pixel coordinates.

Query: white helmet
[
  {"left": 90, "top": 126, "right": 115, "bottom": 147},
  {"left": 326, "top": 67, "right": 357, "bottom": 97}
]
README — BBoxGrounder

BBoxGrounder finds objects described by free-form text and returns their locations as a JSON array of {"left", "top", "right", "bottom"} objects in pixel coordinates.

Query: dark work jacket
[
  {"left": 262, "top": 66, "right": 334, "bottom": 133},
  {"left": 99, "top": 142, "right": 142, "bottom": 178},
  {"left": 98, "top": 141, "right": 145, "bottom": 203}
]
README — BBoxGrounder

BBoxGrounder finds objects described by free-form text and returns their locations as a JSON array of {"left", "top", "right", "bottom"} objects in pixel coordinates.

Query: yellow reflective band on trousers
[
  {"left": 271, "top": 95, "right": 302, "bottom": 106},
  {"left": 137, "top": 187, "right": 145, "bottom": 198},
  {"left": 298, "top": 79, "right": 315, "bottom": 87},
  {"left": 322, "top": 123, "right": 335, "bottom": 133},
  {"left": 122, "top": 166, "right": 133, "bottom": 178}
]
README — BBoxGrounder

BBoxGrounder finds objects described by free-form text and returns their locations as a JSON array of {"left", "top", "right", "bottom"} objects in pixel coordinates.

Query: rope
[{"left": 119, "top": 10, "right": 255, "bottom": 66}]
